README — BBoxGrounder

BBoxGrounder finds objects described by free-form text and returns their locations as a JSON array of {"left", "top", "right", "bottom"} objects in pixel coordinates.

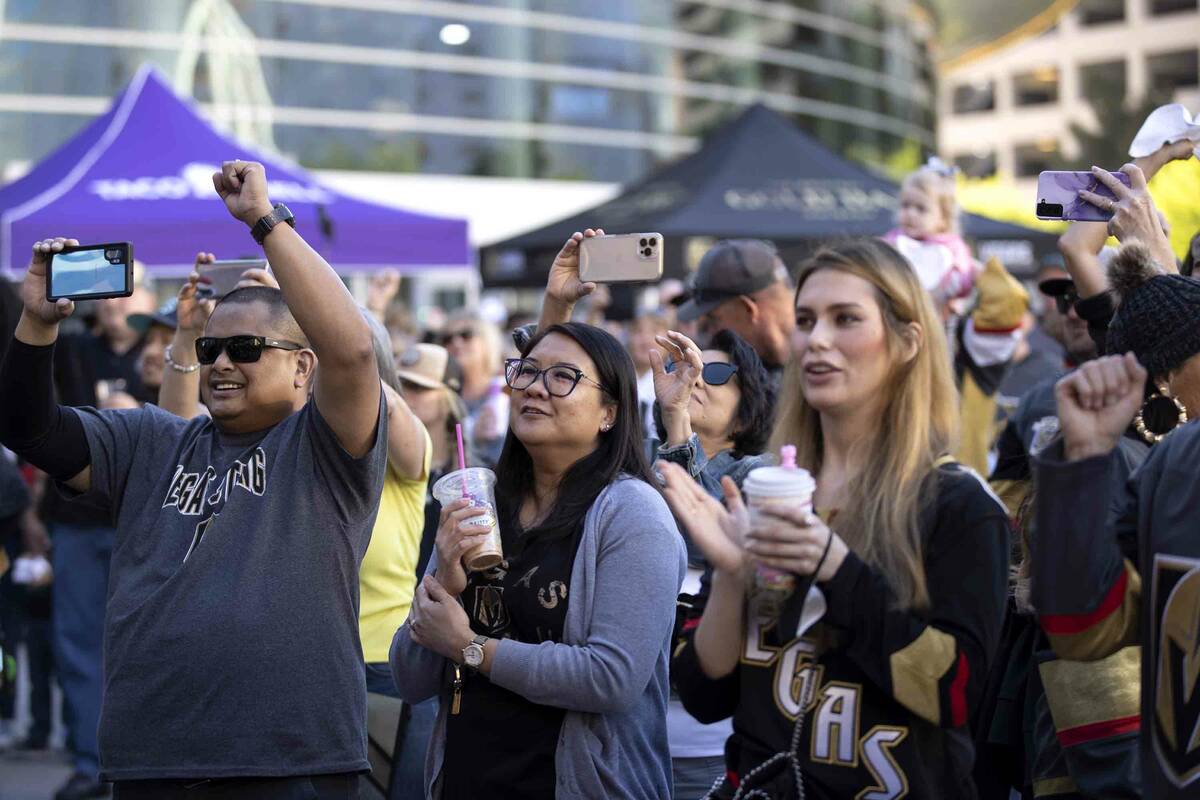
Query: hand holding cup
[{"left": 434, "top": 498, "right": 495, "bottom": 597}]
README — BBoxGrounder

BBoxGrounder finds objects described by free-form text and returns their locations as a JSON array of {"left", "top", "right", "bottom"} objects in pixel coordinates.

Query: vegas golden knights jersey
[{"left": 1033, "top": 422, "right": 1200, "bottom": 798}]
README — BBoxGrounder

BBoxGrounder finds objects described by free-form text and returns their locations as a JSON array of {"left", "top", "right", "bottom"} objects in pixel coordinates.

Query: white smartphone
[
  {"left": 578, "top": 233, "right": 664, "bottom": 283},
  {"left": 197, "top": 258, "right": 269, "bottom": 298}
]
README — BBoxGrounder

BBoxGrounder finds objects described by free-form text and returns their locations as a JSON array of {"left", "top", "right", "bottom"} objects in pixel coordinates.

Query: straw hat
[{"left": 396, "top": 344, "right": 463, "bottom": 394}]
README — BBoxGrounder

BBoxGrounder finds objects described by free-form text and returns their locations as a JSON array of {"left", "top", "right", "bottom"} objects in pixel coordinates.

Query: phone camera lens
[
  {"left": 648, "top": 237, "right": 657, "bottom": 247},
  {"left": 639, "top": 238, "right": 647, "bottom": 247},
  {"left": 643, "top": 248, "right": 653, "bottom": 257}
]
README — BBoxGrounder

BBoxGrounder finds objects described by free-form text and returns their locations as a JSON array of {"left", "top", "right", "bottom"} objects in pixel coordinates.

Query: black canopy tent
[{"left": 481, "top": 104, "right": 1057, "bottom": 290}]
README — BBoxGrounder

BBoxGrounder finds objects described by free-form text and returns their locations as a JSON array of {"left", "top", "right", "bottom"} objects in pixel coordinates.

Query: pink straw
[{"left": 455, "top": 423, "right": 468, "bottom": 497}]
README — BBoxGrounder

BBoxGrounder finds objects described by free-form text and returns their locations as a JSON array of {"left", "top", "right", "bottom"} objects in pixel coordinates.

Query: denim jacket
[{"left": 648, "top": 433, "right": 766, "bottom": 565}]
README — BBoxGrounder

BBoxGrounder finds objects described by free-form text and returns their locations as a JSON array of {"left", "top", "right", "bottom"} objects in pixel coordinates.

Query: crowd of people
[{"left": 0, "top": 128, "right": 1196, "bottom": 800}]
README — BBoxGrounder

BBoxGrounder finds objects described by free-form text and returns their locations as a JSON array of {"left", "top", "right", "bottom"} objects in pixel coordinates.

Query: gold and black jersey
[
  {"left": 1033, "top": 422, "right": 1200, "bottom": 798},
  {"left": 674, "top": 463, "right": 1010, "bottom": 799}
]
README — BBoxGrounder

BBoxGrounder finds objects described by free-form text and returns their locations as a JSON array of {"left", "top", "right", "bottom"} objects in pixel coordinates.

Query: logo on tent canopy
[
  {"left": 88, "top": 162, "right": 334, "bottom": 204},
  {"left": 724, "top": 179, "right": 896, "bottom": 220}
]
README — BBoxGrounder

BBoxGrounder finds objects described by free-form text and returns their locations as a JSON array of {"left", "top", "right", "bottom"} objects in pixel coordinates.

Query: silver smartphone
[
  {"left": 196, "top": 258, "right": 269, "bottom": 298},
  {"left": 578, "top": 233, "right": 664, "bottom": 283}
]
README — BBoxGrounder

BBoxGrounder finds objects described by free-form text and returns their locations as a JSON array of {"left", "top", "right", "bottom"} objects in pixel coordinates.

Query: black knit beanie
[{"left": 1106, "top": 243, "right": 1200, "bottom": 377}]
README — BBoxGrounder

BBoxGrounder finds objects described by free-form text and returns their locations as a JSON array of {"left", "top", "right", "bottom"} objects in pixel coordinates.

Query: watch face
[{"left": 464, "top": 645, "right": 484, "bottom": 667}]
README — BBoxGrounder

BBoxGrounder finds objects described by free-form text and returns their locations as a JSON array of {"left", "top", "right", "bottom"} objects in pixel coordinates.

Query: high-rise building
[
  {"left": 0, "top": 0, "right": 938, "bottom": 184},
  {"left": 938, "top": 0, "right": 1200, "bottom": 190}
]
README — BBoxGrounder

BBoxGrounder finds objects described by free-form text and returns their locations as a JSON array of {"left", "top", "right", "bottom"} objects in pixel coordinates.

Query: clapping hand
[
  {"left": 1056, "top": 353, "right": 1148, "bottom": 461},
  {"left": 658, "top": 462, "right": 749, "bottom": 576}
]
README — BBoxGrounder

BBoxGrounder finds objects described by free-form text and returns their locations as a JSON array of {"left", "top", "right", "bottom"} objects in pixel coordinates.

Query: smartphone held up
[
  {"left": 578, "top": 233, "right": 664, "bottom": 283},
  {"left": 1035, "top": 170, "right": 1132, "bottom": 221},
  {"left": 45, "top": 242, "right": 134, "bottom": 302},
  {"left": 197, "top": 258, "right": 269, "bottom": 299}
]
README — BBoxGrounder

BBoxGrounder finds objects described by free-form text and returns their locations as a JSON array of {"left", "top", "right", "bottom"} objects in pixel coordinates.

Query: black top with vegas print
[
  {"left": 441, "top": 520, "right": 583, "bottom": 800},
  {"left": 673, "top": 463, "right": 1010, "bottom": 799}
]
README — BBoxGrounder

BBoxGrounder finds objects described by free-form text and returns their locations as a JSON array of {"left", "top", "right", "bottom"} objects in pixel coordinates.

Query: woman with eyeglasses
[
  {"left": 660, "top": 239, "right": 1010, "bottom": 799},
  {"left": 439, "top": 310, "right": 507, "bottom": 468},
  {"left": 391, "top": 321, "right": 686, "bottom": 799}
]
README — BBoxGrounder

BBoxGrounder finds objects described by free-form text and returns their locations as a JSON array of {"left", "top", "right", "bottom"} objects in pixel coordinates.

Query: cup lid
[
  {"left": 743, "top": 464, "right": 815, "bottom": 499},
  {"left": 432, "top": 467, "right": 496, "bottom": 500}
]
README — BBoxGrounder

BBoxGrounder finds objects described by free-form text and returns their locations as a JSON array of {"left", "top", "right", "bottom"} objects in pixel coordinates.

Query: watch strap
[
  {"left": 251, "top": 203, "right": 295, "bottom": 245},
  {"left": 471, "top": 634, "right": 489, "bottom": 647}
]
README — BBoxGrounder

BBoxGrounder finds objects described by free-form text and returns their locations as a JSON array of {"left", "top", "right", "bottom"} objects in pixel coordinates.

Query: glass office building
[{"left": 0, "top": 0, "right": 937, "bottom": 183}]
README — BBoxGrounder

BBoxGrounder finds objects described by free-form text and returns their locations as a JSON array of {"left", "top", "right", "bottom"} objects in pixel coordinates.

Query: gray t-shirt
[{"left": 66, "top": 398, "right": 386, "bottom": 781}]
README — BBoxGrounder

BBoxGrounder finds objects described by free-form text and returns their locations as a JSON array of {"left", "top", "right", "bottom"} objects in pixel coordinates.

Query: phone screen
[{"left": 49, "top": 246, "right": 131, "bottom": 300}]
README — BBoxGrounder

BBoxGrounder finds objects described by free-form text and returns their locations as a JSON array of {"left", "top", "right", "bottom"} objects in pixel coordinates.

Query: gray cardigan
[{"left": 390, "top": 476, "right": 687, "bottom": 799}]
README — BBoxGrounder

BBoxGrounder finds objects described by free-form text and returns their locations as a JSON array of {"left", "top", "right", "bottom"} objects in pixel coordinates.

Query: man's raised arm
[
  {"left": 0, "top": 238, "right": 92, "bottom": 493},
  {"left": 212, "top": 160, "right": 380, "bottom": 457}
]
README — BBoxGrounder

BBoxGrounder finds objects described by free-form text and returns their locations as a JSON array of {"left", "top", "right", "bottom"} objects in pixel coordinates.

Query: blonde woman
[
  {"left": 660, "top": 238, "right": 1009, "bottom": 799},
  {"left": 440, "top": 310, "right": 507, "bottom": 466}
]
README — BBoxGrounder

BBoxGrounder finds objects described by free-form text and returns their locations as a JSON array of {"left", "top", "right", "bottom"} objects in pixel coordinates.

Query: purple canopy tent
[{"left": 0, "top": 64, "right": 469, "bottom": 276}]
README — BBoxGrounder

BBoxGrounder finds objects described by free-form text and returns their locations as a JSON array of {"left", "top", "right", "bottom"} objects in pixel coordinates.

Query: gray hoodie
[{"left": 390, "top": 476, "right": 687, "bottom": 799}]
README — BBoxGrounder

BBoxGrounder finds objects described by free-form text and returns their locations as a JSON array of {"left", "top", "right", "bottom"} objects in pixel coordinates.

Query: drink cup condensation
[
  {"left": 742, "top": 445, "right": 816, "bottom": 617},
  {"left": 431, "top": 467, "right": 504, "bottom": 571}
]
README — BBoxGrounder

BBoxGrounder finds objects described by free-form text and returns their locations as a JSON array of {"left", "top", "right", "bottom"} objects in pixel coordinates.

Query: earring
[
  {"left": 1134, "top": 381, "right": 1188, "bottom": 445},
  {"left": 601, "top": 424, "right": 611, "bottom": 433}
]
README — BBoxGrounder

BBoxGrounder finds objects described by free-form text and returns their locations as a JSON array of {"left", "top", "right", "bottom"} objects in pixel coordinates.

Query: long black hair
[
  {"left": 494, "top": 322, "right": 656, "bottom": 543},
  {"left": 653, "top": 328, "right": 776, "bottom": 457}
]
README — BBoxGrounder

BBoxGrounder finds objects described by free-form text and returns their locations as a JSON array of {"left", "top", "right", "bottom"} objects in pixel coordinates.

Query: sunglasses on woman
[
  {"left": 194, "top": 335, "right": 304, "bottom": 365},
  {"left": 665, "top": 360, "right": 739, "bottom": 386},
  {"left": 440, "top": 329, "right": 476, "bottom": 345}
]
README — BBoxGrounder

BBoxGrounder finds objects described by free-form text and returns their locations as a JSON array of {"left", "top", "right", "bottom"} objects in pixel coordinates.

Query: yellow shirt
[{"left": 359, "top": 426, "right": 431, "bottom": 663}]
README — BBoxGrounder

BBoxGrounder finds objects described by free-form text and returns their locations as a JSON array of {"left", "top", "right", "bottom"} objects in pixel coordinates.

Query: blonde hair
[
  {"left": 445, "top": 309, "right": 504, "bottom": 379},
  {"left": 770, "top": 239, "right": 959, "bottom": 609},
  {"left": 901, "top": 168, "right": 961, "bottom": 236}
]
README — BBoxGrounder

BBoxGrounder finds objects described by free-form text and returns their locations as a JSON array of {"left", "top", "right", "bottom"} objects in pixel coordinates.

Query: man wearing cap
[
  {"left": 675, "top": 240, "right": 795, "bottom": 381},
  {"left": 126, "top": 297, "right": 178, "bottom": 405}
]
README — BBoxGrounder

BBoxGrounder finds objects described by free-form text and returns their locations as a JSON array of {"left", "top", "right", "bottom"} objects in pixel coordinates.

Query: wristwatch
[
  {"left": 462, "top": 634, "right": 488, "bottom": 669},
  {"left": 251, "top": 203, "right": 295, "bottom": 245}
]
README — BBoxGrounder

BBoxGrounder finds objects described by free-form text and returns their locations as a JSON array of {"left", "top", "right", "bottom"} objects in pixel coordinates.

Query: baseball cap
[
  {"left": 396, "top": 344, "right": 463, "bottom": 394},
  {"left": 676, "top": 240, "right": 789, "bottom": 322},
  {"left": 127, "top": 297, "right": 178, "bottom": 334}
]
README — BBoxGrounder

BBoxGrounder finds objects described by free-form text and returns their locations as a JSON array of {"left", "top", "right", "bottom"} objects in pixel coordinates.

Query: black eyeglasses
[
  {"left": 665, "top": 359, "right": 739, "bottom": 386},
  {"left": 1053, "top": 289, "right": 1080, "bottom": 315},
  {"left": 440, "top": 329, "right": 475, "bottom": 345},
  {"left": 195, "top": 335, "right": 304, "bottom": 365},
  {"left": 504, "top": 358, "right": 605, "bottom": 397}
]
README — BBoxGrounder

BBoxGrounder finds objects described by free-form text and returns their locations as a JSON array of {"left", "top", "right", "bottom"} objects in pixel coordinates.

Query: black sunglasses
[
  {"left": 195, "top": 335, "right": 304, "bottom": 365},
  {"left": 665, "top": 359, "right": 739, "bottom": 386},
  {"left": 440, "top": 329, "right": 476, "bottom": 345},
  {"left": 1053, "top": 289, "right": 1080, "bottom": 315}
]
